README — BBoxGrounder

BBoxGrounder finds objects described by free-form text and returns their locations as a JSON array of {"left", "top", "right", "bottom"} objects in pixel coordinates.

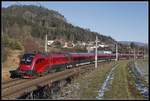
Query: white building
[
  {"left": 98, "top": 44, "right": 109, "bottom": 48},
  {"left": 98, "top": 50, "right": 112, "bottom": 54},
  {"left": 47, "top": 40, "right": 54, "bottom": 46},
  {"left": 63, "top": 42, "right": 68, "bottom": 48}
]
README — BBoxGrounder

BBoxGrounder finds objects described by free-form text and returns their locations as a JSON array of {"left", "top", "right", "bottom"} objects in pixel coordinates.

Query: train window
[
  {"left": 36, "top": 59, "right": 40, "bottom": 64},
  {"left": 20, "top": 53, "right": 35, "bottom": 65},
  {"left": 36, "top": 58, "right": 44, "bottom": 64}
]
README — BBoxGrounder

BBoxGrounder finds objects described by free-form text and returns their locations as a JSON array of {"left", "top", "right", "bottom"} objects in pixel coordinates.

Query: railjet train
[{"left": 10, "top": 52, "right": 143, "bottom": 78}]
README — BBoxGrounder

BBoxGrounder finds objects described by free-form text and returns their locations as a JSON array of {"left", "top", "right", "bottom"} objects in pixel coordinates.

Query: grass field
[
  {"left": 103, "top": 60, "right": 132, "bottom": 99},
  {"left": 78, "top": 62, "right": 116, "bottom": 99},
  {"left": 136, "top": 57, "right": 149, "bottom": 84},
  {"left": 59, "top": 61, "right": 116, "bottom": 99},
  {"left": 101, "top": 60, "right": 145, "bottom": 100},
  {"left": 127, "top": 63, "right": 145, "bottom": 100},
  {"left": 60, "top": 60, "right": 147, "bottom": 100}
]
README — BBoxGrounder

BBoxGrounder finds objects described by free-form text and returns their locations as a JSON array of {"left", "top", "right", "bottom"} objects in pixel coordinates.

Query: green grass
[
  {"left": 104, "top": 60, "right": 146, "bottom": 100},
  {"left": 73, "top": 62, "right": 115, "bottom": 99},
  {"left": 64, "top": 60, "right": 147, "bottom": 100},
  {"left": 136, "top": 58, "right": 149, "bottom": 86},
  {"left": 104, "top": 60, "right": 132, "bottom": 100},
  {"left": 127, "top": 62, "right": 145, "bottom": 100},
  {"left": 136, "top": 55, "right": 148, "bottom": 64}
]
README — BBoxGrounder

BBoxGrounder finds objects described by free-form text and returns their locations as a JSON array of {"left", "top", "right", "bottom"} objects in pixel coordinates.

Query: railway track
[
  {"left": 2, "top": 78, "right": 20, "bottom": 84},
  {"left": 2, "top": 68, "right": 78, "bottom": 99},
  {"left": 2, "top": 60, "right": 112, "bottom": 99},
  {"left": 2, "top": 79, "right": 29, "bottom": 89}
]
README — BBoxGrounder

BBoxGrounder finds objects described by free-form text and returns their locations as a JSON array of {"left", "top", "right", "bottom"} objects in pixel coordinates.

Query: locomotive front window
[{"left": 20, "top": 54, "right": 35, "bottom": 65}]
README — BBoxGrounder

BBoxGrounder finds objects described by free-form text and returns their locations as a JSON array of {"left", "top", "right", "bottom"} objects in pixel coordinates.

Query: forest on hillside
[{"left": 1, "top": 5, "right": 117, "bottom": 61}]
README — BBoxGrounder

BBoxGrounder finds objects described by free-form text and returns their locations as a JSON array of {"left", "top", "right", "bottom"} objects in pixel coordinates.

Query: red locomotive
[{"left": 9, "top": 52, "right": 143, "bottom": 78}]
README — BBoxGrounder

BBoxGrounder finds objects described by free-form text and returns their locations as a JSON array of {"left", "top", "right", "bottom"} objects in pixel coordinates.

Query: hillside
[
  {"left": 2, "top": 5, "right": 116, "bottom": 44},
  {"left": 1, "top": 5, "right": 119, "bottom": 62}
]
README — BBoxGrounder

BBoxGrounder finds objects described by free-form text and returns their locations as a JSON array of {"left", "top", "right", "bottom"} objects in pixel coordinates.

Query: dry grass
[
  {"left": 104, "top": 60, "right": 145, "bottom": 100},
  {"left": 136, "top": 58, "right": 149, "bottom": 85},
  {"left": 78, "top": 62, "right": 116, "bottom": 99},
  {"left": 127, "top": 61, "right": 145, "bottom": 100},
  {"left": 60, "top": 61, "right": 116, "bottom": 100},
  {"left": 103, "top": 60, "right": 132, "bottom": 100},
  {"left": 2, "top": 50, "right": 22, "bottom": 81}
]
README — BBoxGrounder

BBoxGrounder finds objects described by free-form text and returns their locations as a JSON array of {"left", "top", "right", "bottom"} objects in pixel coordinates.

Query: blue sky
[{"left": 2, "top": 1, "right": 148, "bottom": 43}]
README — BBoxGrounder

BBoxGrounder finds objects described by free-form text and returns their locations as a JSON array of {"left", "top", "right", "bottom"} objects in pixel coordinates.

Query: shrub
[
  {"left": 11, "top": 41, "right": 22, "bottom": 50},
  {"left": 2, "top": 34, "right": 22, "bottom": 50}
]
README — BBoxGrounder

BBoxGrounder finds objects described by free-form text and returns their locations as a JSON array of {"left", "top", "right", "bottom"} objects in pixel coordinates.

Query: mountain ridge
[{"left": 118, "top": 41, "right": 148, "bottom": 47}]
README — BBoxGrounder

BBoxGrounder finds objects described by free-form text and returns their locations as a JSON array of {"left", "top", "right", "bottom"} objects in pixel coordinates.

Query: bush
[
  {"left": 2, "top": 34, "right": 22, "bottom": 50},
  {"left": 11, "top": 41, "right": 22, "bottom": 50},
  {"left": 2, "top": 34, "right": 11, "bottom": 47},
  {"left": 2, "top": 48, "right": 10, "bottom": 62}
]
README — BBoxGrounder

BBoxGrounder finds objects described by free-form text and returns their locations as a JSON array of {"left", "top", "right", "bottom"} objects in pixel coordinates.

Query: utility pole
[
  {"left": 95, "top": 36, "right": 98, "bottom": 68},
  {"left": 115, "top": 43, "right": 118, "bottom": 61},
  {"left": 143, "top": 48, "right": 146, "bottom": 59},
  {"left": 44, "top": 18, "right": 49, "bottom": 53},
  {"left": 129, "top": 47, "right": 130, "bottom": 59},
  {"left": 137, "top": 47, "right": 139, "bottom": 57},
  {"left": 134, "top": 48, "right": 136, "bottom": 61},
  {"left": 45, "top": 34, "right": 47, "bottom": 52}
]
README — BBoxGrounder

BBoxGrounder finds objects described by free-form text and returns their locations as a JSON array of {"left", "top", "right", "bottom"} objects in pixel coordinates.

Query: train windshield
[{"left": 20, "top": 54, "right": 35, "bottom": 65}]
